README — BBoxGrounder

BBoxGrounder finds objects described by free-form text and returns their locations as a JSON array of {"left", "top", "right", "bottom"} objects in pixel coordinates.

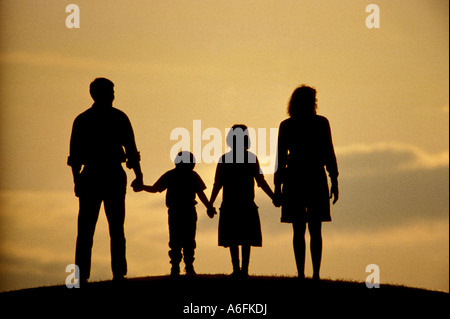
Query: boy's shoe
[{"left": 185, "top": 265, "right": 196, "bottom": 276}]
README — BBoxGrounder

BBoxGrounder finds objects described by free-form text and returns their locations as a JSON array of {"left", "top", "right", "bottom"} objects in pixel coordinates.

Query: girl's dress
[{"left": 214, "top": 150, "right": 266, "bottom": 247}]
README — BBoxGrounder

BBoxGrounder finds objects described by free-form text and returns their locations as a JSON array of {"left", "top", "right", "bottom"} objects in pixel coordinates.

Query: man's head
[{"left": 89, "top": 78, "right": 115, "bottom": 104}]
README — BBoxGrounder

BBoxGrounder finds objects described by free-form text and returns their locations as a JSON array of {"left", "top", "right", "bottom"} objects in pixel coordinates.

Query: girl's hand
[
  {"left": 207, "top": 206, "right": 217, "bottom": 218},
  {"left": 272, "top": 193, "right": 282, "bottom": 207}
]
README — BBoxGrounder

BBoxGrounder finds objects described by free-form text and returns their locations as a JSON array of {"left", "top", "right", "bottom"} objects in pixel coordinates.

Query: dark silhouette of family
[{"left": 68, "top": 78, "right": 339, "bottom": 286}]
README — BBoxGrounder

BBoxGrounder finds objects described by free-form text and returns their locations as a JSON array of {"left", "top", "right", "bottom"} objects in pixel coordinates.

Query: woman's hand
[{"left": 330, "top": 182, "right": 339, "bottom": 205}]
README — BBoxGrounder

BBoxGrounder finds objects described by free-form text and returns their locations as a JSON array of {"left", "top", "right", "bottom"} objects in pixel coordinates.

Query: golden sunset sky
[{"left": 0, "top": 0, "right": 448, "bottom": 292}]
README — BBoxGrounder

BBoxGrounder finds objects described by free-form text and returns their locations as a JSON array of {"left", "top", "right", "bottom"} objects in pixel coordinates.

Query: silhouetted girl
[
  {"left": 274, "top": 85, "right": 339, "bottom": 280},
  {"left": 210, "top": 124, "right": 275, "bottom": 277}
]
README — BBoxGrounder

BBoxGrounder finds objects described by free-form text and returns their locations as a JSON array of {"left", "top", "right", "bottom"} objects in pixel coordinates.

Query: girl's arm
[{"left": 258, "top": 178, "right": 275, "bottom": 201}]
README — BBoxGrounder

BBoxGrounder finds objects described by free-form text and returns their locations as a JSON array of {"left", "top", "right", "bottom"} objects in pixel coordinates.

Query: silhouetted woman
[
  {"left": 210, "top": 125, "right": 275, "bottom": 277},
  {"left": 274, "top": 85, "right": 339, "bottom": 280}
]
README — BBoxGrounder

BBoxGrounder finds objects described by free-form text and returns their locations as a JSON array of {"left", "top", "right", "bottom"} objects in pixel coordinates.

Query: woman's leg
[
  {"left": 308, "top": 221, "right": 323, "bottom": 280},
  {"left": 241, "top": 245, "right": 251, "bottom": 276},
  {"left": 292, "top": 221, "right": 307, "bottom": 279}
]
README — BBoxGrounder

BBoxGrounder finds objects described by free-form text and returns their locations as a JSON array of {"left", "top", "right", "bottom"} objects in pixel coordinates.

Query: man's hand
[{"left": 131, "top": 178, "right": 143, "bottom": 192}]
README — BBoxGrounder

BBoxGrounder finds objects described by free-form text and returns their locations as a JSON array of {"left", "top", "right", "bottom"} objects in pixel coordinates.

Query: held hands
[
  {"left": 131, "top": 178, "right": 144, "bottom": 192},
  {"left": 207, "top": 205, "right": 217, "bottom": 219},
  {"left": 272, "top": 192, "right": 282, "bottom": 208}
]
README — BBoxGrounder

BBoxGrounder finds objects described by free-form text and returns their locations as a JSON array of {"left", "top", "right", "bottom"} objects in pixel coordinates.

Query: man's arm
[
  {"left": 68, "top": 117, "right": 83, "bottom": 196},
  {"left": 121, "top": 113, "right": 144, "bottom": 186}
]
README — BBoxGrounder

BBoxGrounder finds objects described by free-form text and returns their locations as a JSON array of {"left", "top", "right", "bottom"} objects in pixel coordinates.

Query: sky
[{"left": 0, "top": 0, "right": 448, "bottom": 293}]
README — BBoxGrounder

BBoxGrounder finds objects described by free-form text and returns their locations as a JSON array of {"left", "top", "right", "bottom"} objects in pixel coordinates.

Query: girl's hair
[
  {"left": 226, "top": 124, "right": 250, "bottom": 150},
  {"left": 287, "top": 85, "right": 317, "bottom": 118}
]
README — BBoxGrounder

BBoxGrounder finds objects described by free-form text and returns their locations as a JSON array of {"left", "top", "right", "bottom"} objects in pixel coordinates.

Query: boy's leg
[
  {"left": 183, "top": 209, "right": 197, "bottom": 275},
  {"left": 168, "top": 212, "right": 182, "bottom": 276}
]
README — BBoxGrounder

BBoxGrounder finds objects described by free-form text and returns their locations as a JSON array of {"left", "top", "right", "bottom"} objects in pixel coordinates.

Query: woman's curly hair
[{"left": 287, "top": 85, "right": 317, "bottom": 118}]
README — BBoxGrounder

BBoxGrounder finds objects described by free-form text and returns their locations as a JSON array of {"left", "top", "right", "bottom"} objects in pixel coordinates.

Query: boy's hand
[
  {"left": 207, "top": 206, "right": 217, "bottom": 219},
  {"left": 131, "top": 179, "right": 143, "bottom": 192}
]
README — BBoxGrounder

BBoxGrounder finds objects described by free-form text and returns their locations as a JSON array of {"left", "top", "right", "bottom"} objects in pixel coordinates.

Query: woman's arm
[
  {"left": 209, "top": 183, "right": 222, "bottom": 207},
  {"left": 323, "top": 118, "right": 339, "bottom": 204},
  {"left": 274, "top": 122, "right": 288, "bottom": 195}
]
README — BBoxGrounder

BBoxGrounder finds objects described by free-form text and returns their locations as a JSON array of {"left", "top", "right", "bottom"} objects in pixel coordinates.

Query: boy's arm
[
  {"left": 132, "top": 182, "right": 158, "bottom": 193},
  {"left": 197, "top": 190, "right": 211, "bottom": 208},
  {"left": 197, "top": 189, "right": 217, "bottom": 218},
  {"left": 133, "top": 171, "right": 168, "bottom": 193}
]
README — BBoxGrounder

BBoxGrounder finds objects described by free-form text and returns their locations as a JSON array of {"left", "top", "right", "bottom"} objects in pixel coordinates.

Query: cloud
[
  {"left": 0, "top": 50, "right": 229, "bottom": 77},
  {"left": 0, "top": 143, "right": 448, "bottom": 292},
  {"left": 322, "top": 218, "right": 449, "bottom": 292},
  {"left": 0, "top": 50, "right": 170, "bottom": 74},
  {"left": 336, "top": 143, "right": 449, "bottom": 178}
]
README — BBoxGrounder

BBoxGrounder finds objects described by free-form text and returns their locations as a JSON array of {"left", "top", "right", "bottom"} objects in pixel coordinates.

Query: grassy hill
[{"left": 1, "top": 275, "right": 448, "bottom": 317}]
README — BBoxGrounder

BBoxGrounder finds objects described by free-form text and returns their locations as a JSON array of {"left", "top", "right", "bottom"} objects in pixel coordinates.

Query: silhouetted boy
[{"left": 133, "top": 151, "right": 216, "bottom": 276}]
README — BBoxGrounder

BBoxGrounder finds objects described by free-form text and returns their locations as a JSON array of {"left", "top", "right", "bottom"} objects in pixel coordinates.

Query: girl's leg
[
  {"left": 308, "top": 222, "right": 323, "bottom": 280},
  {"left": 292, "top": 221, "right": 307, "bottom": 279},
  {"left": 229, "top": 245, "right": 240, "bottom": 276},
  {"left": 241, "top": 245, "right": 251, "bottom": 276}
]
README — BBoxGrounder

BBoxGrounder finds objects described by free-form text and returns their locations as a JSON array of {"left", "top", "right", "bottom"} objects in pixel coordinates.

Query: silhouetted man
[{"left": 68, "top": 78, "right": 143, "bottom": 284}]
